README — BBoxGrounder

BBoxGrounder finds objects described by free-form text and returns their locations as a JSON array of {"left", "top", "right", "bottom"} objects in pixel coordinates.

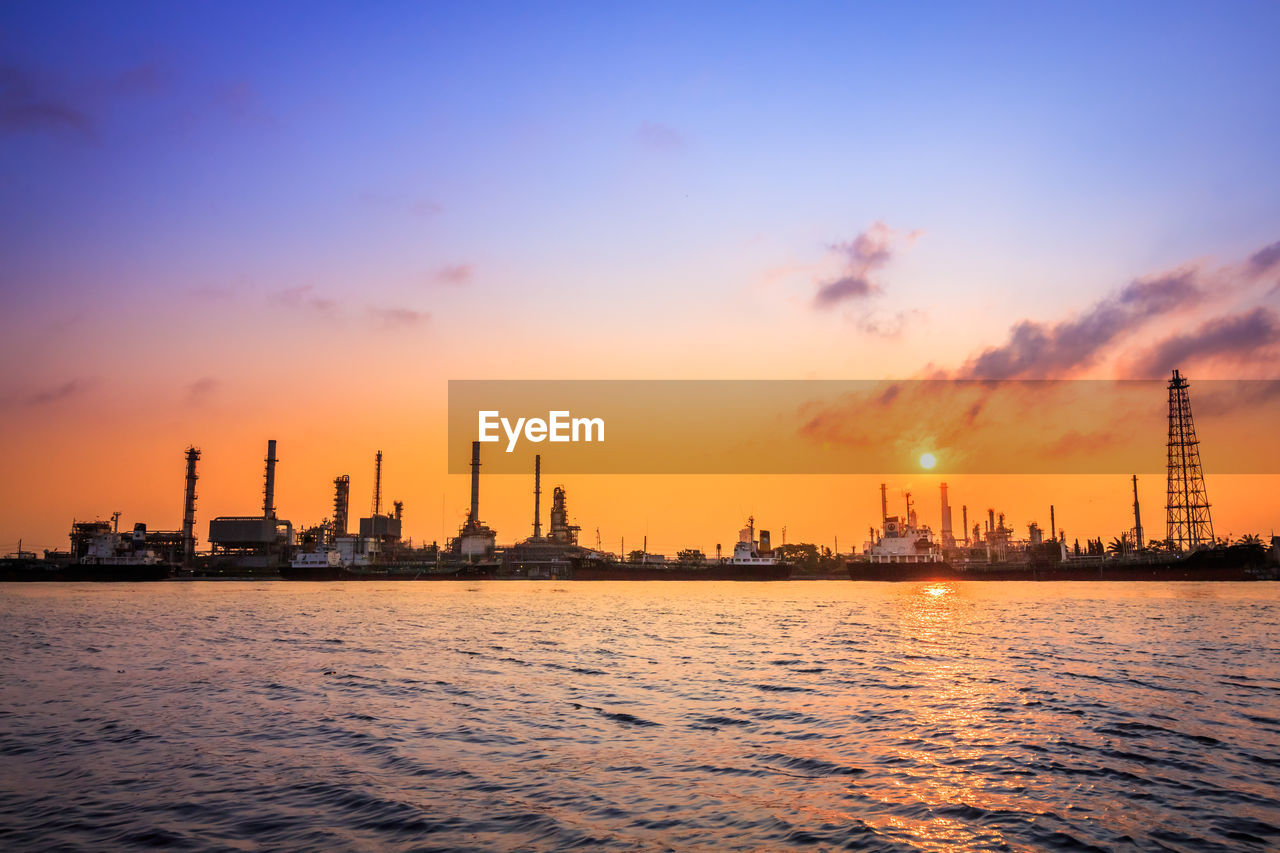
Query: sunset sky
[{"left": 3, "top": 1, "right": 1279, "bottom": 553}]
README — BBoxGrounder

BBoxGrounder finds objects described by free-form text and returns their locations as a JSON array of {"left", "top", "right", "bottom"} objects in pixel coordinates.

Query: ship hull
[
  {"left": 0, "top": 560, "right": 172, "bottom": 582},
  {"left": 571, "top": 562, "right": 791, "bottom": 581},
  {"left": 848, "top": 547, "right": 1275, "bottom": 582},
  {"left": 279, "top": 563, "right": 496, "bottom": 581}
]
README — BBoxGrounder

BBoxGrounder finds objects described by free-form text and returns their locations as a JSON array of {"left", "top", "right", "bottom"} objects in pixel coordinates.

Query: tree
[
  {"left": 1236, "top": 534, "right": 1263, "bottom": 547},
  {"left": 1107, "top": 533, "right": 1133, "bottom": 557}
]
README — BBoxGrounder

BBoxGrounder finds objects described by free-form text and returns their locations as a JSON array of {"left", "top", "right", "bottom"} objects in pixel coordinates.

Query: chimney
[
  {"left": 940, "top": 482, "right": 954, "bottom": 546},
  {"left": 533, "top": 454, "right": 542, "bottom": 539},
  {"left": 469, "top": 440, "right": 481, "bottom": 525},
  {"left": 182, "top": 446, "right": 200, "bottom": 567},
  {"left": 372, "top": 450, "right": 383, "bottom": 516},
  {"left": 962, "top": 505, "right": 969, "bottom": 546},
  {"left": 1050, "top": 505, "right": 1056, "bottom": 543},
  {"left": 263, "top": 439, "right": 277, "bottom": 519},
  {"left": 880, "top": 483, "right": 888, "bottom": 525},
  {"left": 1132, "top": 474, "right": 1143, "bottom": 549}
]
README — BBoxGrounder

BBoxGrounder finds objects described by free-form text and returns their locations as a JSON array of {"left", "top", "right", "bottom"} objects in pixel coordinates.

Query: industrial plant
[{"left": 2, "top": 370, "right": 1277, "bottom": 581}]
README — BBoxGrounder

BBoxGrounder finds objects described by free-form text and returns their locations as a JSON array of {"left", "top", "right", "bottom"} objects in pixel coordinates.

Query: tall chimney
[
  {"left": 469, "top": 440, "right": 481, "bottom": 525},
  {"left": 263, "top": 439, "right": 277, "bottom": 519},
  {"left": 1050, "top": 505, "right": 1056, "bottom": 543},
  {"left": 880, "top": 483, "right": 888, "bottom": 524},
  {"left": 1131, "top": 474, "right": 1143, "bottom": 549},
  {"left": 940, "top": 482, "right": 954, "bottom": 546},
  {"left": 182, "top": 446, "right": 200, "bottom": 567},
  {"left": 962, "top": 505, "right": 969, "bottom": 546},
  {"left": 372, "top": 450, "right": 383, "bottom": 516},
  {"left": 533, "top": 454, "right": 542, "bottom": 539}
]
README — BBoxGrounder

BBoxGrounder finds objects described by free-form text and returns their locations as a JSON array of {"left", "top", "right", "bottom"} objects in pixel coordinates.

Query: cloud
[
  {"left": 25, "top": 378, "right": 95, "bottom": 406},
  {"left": 215, "top": 80, "right": 275, "bottom": 125},
  {"left": 0, "top": 65, "right": 93, "bottom": 138},
  {"left": 434, "top": 263, "right": 473, "bottom": 285},
  {"left": 956, "top": 269, "right": 1202, "bottom": 379},
  {"left": 635, "top": 121, "right": 684, "bottom": 151},
  {"left": 358, "top": 190, "right": 441, "bottom": 220},
  {"left": 813, "top": 222, "right": 905, "bottom": 309},
  {"left": 184, "top": 377, "right": 218, "bottom": 404},
  {"left": 370, "top": 307, "right": 429, "bottom": 328},
  {"left": 1249, "top": 240, "right": 1280, "bottom": 277},
  {"left": 270, "top": 285, "right": 336, "bottom": 313},
  {"left": 1130, "top": 307, "right": 1280, "bottom": 377}
]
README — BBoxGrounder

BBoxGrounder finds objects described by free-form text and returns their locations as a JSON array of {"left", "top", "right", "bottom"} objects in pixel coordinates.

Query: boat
[{"left": 571, "top": 517, "right": 791, "bottom": 580}]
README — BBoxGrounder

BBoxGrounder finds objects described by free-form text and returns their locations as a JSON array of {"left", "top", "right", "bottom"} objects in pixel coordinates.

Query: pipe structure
[
  {"left": 332, "top": 475, "right": 350, "bottom": 537},
  {"left": 263, "top": 439, "right": 277, "bottom": 519},
  {"left": 182, "top": 446, "right": 200, "bottom": 567}
]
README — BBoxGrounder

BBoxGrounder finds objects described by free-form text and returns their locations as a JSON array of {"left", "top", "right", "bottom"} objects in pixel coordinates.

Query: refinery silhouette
[{"left": 2, "top": 371, "right": 1276, "bottom": 581}]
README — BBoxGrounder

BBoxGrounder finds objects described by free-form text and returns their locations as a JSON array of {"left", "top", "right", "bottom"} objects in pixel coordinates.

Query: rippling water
[{"left": 2, "top": 581, "right": 1279, "bottom": 851}]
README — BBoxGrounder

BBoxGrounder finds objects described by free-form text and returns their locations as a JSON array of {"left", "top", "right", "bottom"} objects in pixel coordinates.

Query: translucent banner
[{"left": 447, "top": 379, "right": 1280, "bottom": 474}]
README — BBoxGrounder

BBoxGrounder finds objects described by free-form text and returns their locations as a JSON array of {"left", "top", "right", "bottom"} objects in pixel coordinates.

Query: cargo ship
[{"left": 1, "top": 519, "right": 174, "bottom": 582}]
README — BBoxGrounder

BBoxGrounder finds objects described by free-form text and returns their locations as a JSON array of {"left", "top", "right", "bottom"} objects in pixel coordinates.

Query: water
[{"left": 1, "top": 581, "right": 1278, "bottom": 852}]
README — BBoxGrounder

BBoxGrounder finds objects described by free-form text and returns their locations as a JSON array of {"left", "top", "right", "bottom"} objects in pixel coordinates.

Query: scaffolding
[{"left": 1165, "top": 370, "right": 1214, "bottom": 551}]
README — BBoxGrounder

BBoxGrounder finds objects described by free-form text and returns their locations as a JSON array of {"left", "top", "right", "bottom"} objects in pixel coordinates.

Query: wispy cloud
[
  {"left": 184, "top": 377, "right": 219, "bottom": 404},
  {"left": 434, "top": 263, "right": 474, "bottom": 285},
  {"left": 1248, "top": 240, "right": 1280, "bottom": 277},
  {"left": 0, "top": 65, "right": 93, "bottom": 138},
  {"left": 357, "top": 190, "right": 441, "bottom": 220},
  {"left": 270, "top": 285, "right": 336, "bottom": 313},
  {"left": 955, "top": 270, "right": 1203, "bottom": 379},
  {"left": 1130, "top": 307, "right": 1280, "bottom": 377},
  {"left": 635, "top": 121, "right": 684, "bottom": 151},
  {"left": 814, "top": 222, "right": 914, "bottom": 309},
  {"left": 370, "top": 306, "right": 429, "bottom": 328},
  {"left": 25, "top": 378, "right": 95, "bottom": 406}
]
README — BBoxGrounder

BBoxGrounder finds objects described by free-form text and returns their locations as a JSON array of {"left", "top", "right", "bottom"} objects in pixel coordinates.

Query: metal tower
[
  {"left": 332, "top": 475, "right": 350, "bottom": 538},
  {"left": 1165, "top": 370, "right": 1213, "bottom": 551}
]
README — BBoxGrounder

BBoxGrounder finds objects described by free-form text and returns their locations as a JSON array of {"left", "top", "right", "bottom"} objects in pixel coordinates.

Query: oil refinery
[{"left": 2, "top": 370, "right": 1277, "bottom": 581}]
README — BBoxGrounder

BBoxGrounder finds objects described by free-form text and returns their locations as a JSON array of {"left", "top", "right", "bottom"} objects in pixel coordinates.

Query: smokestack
[
  {"left": 332, "top": 475, "right": 350, "bottom": 538},
  {"left": 372, "top": 450, "right": 383, "bottom": 516},
  {"left": 880, "top": 483, "right": 888, "bottom": 525},
  {"left": 1132, "top": 475, "right": 1143, "bottom": 549},
  {"left": 1050, "top": 505, "right": 1056, "bottom": 543},
  {"left": 533, "top": 455, "right": 542, "bottom": 539},
  {"left": 987, "top": 508, "right": 995, "bottom": 535},
  {"left": 182, "top": 446, "right": 200, "bottom": 567},
  {"left": 469, "top": 440, "right": 481, "bottom": 525},
  {"left": 962, "top": 505, "right": 969, "bottom": 546},
  {"left": 394, "top": 500, "right": 403, "bottom": 522},
  {"left": 263, "top": 439, "right": 277, "bottom": 519},
  {"left": 940, "top": 482, "right": 953, "bottom": 546}
]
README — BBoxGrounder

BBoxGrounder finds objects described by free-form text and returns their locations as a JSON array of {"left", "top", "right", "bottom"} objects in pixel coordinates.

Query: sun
[{"left": 919, "top": 452, "right": 937, "bottom": 469}]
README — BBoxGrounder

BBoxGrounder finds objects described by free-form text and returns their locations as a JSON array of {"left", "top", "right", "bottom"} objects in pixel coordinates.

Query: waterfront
[{"left": 2, "top": 581, "right": 1278, "bottom": 851}]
